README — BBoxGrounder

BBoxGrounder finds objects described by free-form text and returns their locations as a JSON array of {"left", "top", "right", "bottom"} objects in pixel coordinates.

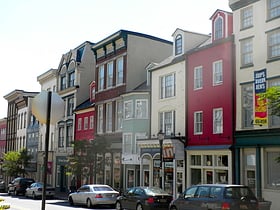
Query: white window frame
[
  {"left": 159, "top": 110, "right": 175, "bottom": 136},
  {"left": 135, "top": 99, "right": 148, "bottom": 119},
  {"left": 194, "top": 66, "right": 203, "bottom": 90},
  {"left": 194, "top": 111, "right": 203, "bottom": 135},
  {"left": 89, "top": 116, "right": 94, "bottom": 129},
  {"left": 213, "top": 60, "right": 223, "bottom": 86},
  {"left": 241, "top": 38, "right": 253, "bottom": 67},
  {"left": 213, "top": 108, "right": 223, "bottom": 134},
  {"left": 84, "top": 117, "right": 88, "bottom": 130},
  {"left": 124, "top": 100, "right": 133, "bottom": 119},
  {"left": 116, "top": 57, "right": 124, "bottom": 85},
  {"left": 123, "top": 133, "right": 133, "bottom": 154},
  {"left": 214, "top": 16, "right": 223, "bottom": 40},
  {"left": 268, "top": 0, "right": 280, "bottom": 19},
  {"left": 106, "top": 103, "right": 113, "bottom": 132},
  {"left": 116, "top": 100, "right": 123, "bottom": 131},
  {"left": 268, "top": 79, "right": 280, "bottom": 127},
  {"left": 97, "top": 105, "right": 103, "bottom": 134},
  {"left": 78, "top": 118, "right": 82, "bottom": 131},
  {"left": 98, "top": 65, "right": 105, "bottom": 91},
  {"left": 175, "top": 34, "right": 182, "bottom": 55},
  {"left": 267, "top": 28, "right": 280, "bottom": 60},
  {"left": 242, "top": 84, "right": 253, "bottom": 128},
  {"left": 107, "top": 61, "right": 114, "bottom": 88},
  {"left": 241, "top": 6, "right": 253, "bottom": 29},
  {"left": 160, "top": 73, "right": 175, "bottom": 99}
]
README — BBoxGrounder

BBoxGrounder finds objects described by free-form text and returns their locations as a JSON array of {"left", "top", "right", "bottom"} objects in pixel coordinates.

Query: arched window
[
  {"left": 214, "top": 17, "right": 223, "bottom": 40},
  {"left": 175, "top": 34, "right": 182, "bottom": 55}
]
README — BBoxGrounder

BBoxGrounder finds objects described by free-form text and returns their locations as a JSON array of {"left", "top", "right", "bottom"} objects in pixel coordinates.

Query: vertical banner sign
[{"left": 254, "top": 69, "right": 267, "bottom": 125}]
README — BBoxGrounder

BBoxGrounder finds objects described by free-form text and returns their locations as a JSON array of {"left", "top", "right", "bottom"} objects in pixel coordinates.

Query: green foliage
[
  {"left": 260, "top": 86, "right": 280, "bottom": 116},
  {"left": 2, "top": 148, "right": 32, "bottom": 178}
]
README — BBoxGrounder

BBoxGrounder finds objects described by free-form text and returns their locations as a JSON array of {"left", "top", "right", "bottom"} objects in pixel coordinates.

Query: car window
[
  {"left": 184, "top": 186, "right": 198, "bottom": 198},
  {"left": 134, "top": 188, "right": 145, "bottom": 196},
  {"left": 196, "top": 186, "right": 209, "bottom": 198},
  {"left": 209, "top": 187, "right": 222, "bottom": 198},
  {"left": 224, "top": 187, "right": 255, "bottom": 199},
  {"left": 93, "top": 186, "right": 113, "bottom": 191}
]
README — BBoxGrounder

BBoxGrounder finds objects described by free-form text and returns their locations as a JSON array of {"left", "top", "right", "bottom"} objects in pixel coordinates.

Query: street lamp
[{"left": 157, "top": 130, "right": 164, "bottom": 189}]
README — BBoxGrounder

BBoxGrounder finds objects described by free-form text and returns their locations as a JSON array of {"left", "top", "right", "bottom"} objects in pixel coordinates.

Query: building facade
[{"left": 229, "top": 0, "right": 280, "bottom": 208}]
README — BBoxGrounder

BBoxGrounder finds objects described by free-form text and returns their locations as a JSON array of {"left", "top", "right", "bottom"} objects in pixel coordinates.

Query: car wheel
[
  {"left": 136, "top": 203, "right": 143, "bottom": 210},
  {"left": 170, "top": 206, "right": 177, "bottom": 210},
  {"left": 15, "top": 189, "right": 19, "bottom": 196},
  {"left": 69, "top": 197, "right": 74, "bottom": 206},
  {"left": 116, "top": 201, "right": 122, "bottom": 210},
  {"left": 86, "top": 198, "right": 92, "bottom": 208}
]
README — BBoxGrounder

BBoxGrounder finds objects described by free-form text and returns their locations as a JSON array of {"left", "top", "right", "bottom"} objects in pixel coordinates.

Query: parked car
[
  {"left": 68, "top": 184, "right": 119, "bottom": 208},
  {"left": 116, "top": 186, "right": 173, "bottom": 210},
  {"left": 25, "top": 182, "right": 55, "bottom": 199},
  {"left": 7, "top": 177, "right": 35, "bottom": 196},
  {"left": 0, "top": 180, "right": 6, "bottom": 193},
  {"left": 169, "top": 184, "right": 258, "bottom": 210}
]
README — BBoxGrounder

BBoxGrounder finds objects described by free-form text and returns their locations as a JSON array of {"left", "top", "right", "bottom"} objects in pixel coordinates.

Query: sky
[{"left": 0, "top": 0, "right": 231, "bottom": 119}]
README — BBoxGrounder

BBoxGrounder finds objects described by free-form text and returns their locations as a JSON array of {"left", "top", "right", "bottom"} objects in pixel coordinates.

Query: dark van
[
  {"left": 8, "top": 177, "right": 35, "bottom": 196},
  {"left": 169, "top": 184, "right": 259, "bottom": 210}
]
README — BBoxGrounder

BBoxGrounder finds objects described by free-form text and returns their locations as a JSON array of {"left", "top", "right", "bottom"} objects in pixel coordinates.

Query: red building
[
  {"left": 186, "top": 10, "right": 235, "bottom": 186},
  {"left": 73, "top": 81, "right": 95, "bottom": 186}
]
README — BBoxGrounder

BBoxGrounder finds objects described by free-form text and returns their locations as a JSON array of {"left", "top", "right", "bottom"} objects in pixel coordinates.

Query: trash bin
[{"left": 259, "top": 201, "right": 272, "bottom": 210}]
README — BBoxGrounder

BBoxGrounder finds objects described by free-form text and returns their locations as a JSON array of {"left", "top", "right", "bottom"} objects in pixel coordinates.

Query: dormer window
[
  {"left": 214, "top": 16, "right": 223, "bottom": 40},
  {"left": 175, "top": 34, "right": 182, "bottom": 55}
]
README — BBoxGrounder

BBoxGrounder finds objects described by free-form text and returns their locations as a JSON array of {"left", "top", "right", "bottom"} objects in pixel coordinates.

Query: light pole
[{"left": 158, "top": 130, "right": 164, "bottom": 189}]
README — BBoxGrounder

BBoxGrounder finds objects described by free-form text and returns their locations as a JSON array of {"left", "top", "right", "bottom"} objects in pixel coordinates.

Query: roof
[{"left": 74, "top": 99, "right": 94, "bottom": 112}]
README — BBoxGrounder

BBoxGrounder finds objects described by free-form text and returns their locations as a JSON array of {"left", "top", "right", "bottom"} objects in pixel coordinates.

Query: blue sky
[{"left": 0, "top": 0, "right": 231, "bottom": 118}]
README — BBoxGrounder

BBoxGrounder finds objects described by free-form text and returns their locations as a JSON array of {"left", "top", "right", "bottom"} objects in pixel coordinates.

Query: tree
[
  {"left": 261, "top": 86, "right": 280, "bottom": 163},
  {"left": 2, "top": 148, "right": 32, "bottom": 178}
]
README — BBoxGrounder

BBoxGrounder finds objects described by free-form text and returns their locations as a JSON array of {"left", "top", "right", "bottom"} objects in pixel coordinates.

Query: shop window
[
  {"left": 191, "top": 155, "right": 201, "bottom": 166},
  {"left": 266, "top": 151, "right": 280, "bottom": 188}
]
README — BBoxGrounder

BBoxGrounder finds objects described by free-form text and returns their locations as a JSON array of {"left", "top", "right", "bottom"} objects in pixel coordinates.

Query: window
[
  {"left": 214, "top": 16, "right": 223, "bottom": 40},
  {"left": 242, "top": 84, "right": 253, "bottom": 128},
  {"left": 97, "top": 105, "right": 103, "bottom": 133},
  {"left": 175, "top": 34, "right": 182, "bottom": 55},
  {"left": 267, "top": 28, "right": 280, "bottom": 60},
  {"left": 78, "top": 118, "right": 82, "bottom": 130},
  {"left": 89, "top": 116, "right": 94, "bottom": 129},
  {"left": 84, "top": 117, "right": 88, "bottom": 130},
  {"left": 135, "top": 99, "right": 148, "bottom": 118},
  {"left": 265, "top": 150, "right": 280, "bottom": 188},
  {"left": 58, "top": 127, "right": 64, "bottom": 147},
  {"left": 159, "top": 111, "right": 175, "bottom": 136},
  {"left": 123, "top": 133, "right": 132, "bottom": 154},
  {"left": 213, "top": 108, "right": 223, "bottom": 134},
  {"left": 66, "top": 124, "right": 72, "bottom": 147},
  {"left": 107, "top": 61, "right": 114, "bottom": 88},
  {"left": 116, "top": 100, "right": 123, "bottom": 130},
  {"left": 160, "top": 73, "right": 175, "bottom": 99},
  {"left": 106, "top": 103, "right": 112, "bottom": 132},
  {"left": 61, "top": 75, "right": 66, "bottom": 90},
  {"left": 194, "top": 111, "right": 203, "bottom": 134},
  {"left": 241, "top": 6, "right": 253, "bottom": 29},
  {"left": 268, "top": 0, "right": 280, "bottom": 19},
  {"left": 98, "top": 65, "right": 104, "bottom": 91},
  {"left": 67, "top": 97, "right": 74, "bottom": 116},
  {"left": 68, "top": 71, "right": 75, "bottom": 87},
  {"left": 124, "top": 101, "right": 133, "bottom": 119},
  {"left": 116, "top": 57, "right": 124, "bottom": 85},
  {"left": 241, "top": 38, "right": 253, "bottom": 67},
  {"left": 194, "top": 66, "right": 203, "bottom": 89},
  {"left": 213, "top": 60, "right": 223, "bottom": 85},
  {"left": 268, "top": 79, "right": 280, "bottom": 126}
]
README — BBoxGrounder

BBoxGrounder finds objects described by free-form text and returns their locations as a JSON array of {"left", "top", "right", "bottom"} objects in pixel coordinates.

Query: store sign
[
  {"left": 163, "top": 146, "right": 174, "bottom": 162},
  {"left": 254, "top": 69, "right": 267, "bottom": 125}
]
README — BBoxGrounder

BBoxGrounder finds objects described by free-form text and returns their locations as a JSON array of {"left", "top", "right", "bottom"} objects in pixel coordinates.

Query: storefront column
[
  {"left": 235, "top": 147, "right": 240, "bottom": 184},
  {"left": 256, "top": 145, "right": 262, "bottom": 199}
]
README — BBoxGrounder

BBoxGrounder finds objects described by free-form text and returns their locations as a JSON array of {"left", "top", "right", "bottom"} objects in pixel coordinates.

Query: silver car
[
  {"left": 25, "top": 182, "right": 55, "bottom": 199},
  {"left": 68, "top": 184, "right": 119, "bottom": 208}
]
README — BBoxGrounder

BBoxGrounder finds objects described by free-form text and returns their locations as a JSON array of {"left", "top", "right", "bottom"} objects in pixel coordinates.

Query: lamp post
[{"left": 158, "top": 130, "right": 164, "bottom": 189}]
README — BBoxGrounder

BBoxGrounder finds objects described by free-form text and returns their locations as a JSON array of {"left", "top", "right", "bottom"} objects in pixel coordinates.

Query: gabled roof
[{"left": 74, "top": 98, "right": 94, "bottom": 112}]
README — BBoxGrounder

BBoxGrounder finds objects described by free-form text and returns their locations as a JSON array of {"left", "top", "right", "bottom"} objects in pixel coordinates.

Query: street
[{"left": 0, "top": 193, "right": 116, "bottom": 210}]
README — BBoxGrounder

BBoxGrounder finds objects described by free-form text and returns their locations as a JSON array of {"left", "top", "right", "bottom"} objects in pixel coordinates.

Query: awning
[{"left": 186, "top": 145, "right": 232, "bottom": 150}]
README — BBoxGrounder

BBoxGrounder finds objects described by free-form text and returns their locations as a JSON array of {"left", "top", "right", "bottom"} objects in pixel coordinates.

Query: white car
[
  {"left": 25, "top": 182, "right": 55, "bottom": 199},
  {"left": 68, "top": 184, "right": 119, "bottom": 208}
]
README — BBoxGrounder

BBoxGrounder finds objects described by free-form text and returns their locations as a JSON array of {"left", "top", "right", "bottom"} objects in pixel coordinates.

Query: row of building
[{"left": 0, "top": 1, "right": 280, "bottom": 209}]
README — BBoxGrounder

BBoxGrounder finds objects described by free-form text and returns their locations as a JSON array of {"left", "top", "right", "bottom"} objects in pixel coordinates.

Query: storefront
[
  {"left": 186, "top": 145, "right": 232, "bottom": 187},
  {"left": 138, "top": 138, "right": 185, "bottom": 198}
]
